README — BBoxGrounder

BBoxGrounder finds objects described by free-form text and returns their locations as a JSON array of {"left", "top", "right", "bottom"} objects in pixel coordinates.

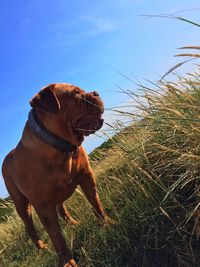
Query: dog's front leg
[
  {"left": 34, "top": 204, "right": 77, "bottom": 267},
  {"left": 80, "top": 170, "right": 115, "bottom": 224}
]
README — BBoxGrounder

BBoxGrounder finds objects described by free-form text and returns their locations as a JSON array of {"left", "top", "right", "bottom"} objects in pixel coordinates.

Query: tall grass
[{"left": 90, "top": 67, "right": 200, "bottom": 266}]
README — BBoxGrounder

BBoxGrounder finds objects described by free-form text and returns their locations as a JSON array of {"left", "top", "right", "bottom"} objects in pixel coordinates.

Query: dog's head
[{"left": 30, "top": 83, "right": 104, "bottom": 145}]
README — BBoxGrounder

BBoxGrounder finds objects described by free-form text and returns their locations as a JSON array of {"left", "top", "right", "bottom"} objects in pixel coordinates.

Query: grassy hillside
[{"left": 1, "top": 66, "right": 200, "bottom": 266}]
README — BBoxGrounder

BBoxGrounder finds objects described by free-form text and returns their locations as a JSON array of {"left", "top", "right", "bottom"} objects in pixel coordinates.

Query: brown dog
[{"left": 2, "top": 83, "right": 113, "bottom": 267}]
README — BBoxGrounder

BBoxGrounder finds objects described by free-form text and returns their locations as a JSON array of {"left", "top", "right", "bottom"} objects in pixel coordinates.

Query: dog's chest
[
  {"left": 49, "top": 156, "right": 80, "bottom": 202},
  {"left": 53, "top": 175, "right": 77, "bottom": 204}
]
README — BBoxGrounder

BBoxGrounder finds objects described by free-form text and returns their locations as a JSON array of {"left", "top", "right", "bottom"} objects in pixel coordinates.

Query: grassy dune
[{"left": 1, "top": 66, "right": 200, "bottom": 266}]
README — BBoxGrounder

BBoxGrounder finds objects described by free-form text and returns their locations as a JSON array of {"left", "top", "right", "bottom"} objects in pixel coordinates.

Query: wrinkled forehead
[{"left": 53, "top": 83, "right": 85, "bottom": 95}]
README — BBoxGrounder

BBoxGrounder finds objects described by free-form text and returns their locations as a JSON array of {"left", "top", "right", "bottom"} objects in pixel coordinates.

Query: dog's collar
[{"left": 28, "top": 109, "right": 78, "bottom": 154}]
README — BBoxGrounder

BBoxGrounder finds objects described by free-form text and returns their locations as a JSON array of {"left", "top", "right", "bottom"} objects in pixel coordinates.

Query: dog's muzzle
[{"left": 74, "top": 117, "right": 104, "bottom": 136}]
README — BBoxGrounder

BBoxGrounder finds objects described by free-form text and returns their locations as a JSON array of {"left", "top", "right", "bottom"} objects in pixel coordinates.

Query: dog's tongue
[{"left": 75, "top": 118, "right": 104, "bottom": 136}]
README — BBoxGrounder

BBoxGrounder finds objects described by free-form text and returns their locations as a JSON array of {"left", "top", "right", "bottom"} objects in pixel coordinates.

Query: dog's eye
[{"left": 73, "top": 89, "right": 80, "bottom": 95}]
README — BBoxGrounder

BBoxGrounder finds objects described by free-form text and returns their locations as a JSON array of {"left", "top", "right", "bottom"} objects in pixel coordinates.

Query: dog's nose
[{"left": 93, "top": 91, "right": 99, "bottom": 97}]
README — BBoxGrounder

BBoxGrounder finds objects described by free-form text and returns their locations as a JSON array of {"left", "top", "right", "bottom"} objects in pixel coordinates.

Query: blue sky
[{"left": 0, "top": 0, "right": 199, "bottom": 197}]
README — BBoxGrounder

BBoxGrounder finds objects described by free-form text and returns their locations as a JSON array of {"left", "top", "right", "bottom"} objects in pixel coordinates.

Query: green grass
[{"left": 0, "top": 198, "right": 13, "bottom": 223}]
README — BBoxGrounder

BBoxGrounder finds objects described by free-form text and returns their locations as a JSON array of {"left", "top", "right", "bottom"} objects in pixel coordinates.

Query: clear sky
[{"left": 0, "top": 0, "right": 199, "bottom": 197}]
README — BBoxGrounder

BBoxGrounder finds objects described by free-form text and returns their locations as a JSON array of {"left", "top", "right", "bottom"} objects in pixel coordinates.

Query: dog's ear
[{"left": 30, "top": 84, "right": 60, "bottom": 113}]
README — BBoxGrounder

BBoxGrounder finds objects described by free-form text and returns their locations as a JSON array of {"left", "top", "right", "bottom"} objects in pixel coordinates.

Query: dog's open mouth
[{"left": 74, "top": 117, "right": 104, "bottom": 136}]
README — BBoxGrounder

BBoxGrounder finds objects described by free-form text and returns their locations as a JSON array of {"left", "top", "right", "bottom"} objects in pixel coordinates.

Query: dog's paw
[
  {"left": 63, "top": 258, "right": 78, "bottom": 267},
  {"left": 37, "top": 240, "right": 48, "bottom": 250},
  {"left": 101, "top": 216, "right": 117, "bottom": 226},
  {"left": 67, "top": 217, "right": 78, "bottom": 226}
]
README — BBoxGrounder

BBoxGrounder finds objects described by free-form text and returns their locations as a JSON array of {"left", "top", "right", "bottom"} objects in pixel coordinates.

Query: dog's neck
[{"left": 27, "top": 109, "right": 78, "bottom": 154}]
